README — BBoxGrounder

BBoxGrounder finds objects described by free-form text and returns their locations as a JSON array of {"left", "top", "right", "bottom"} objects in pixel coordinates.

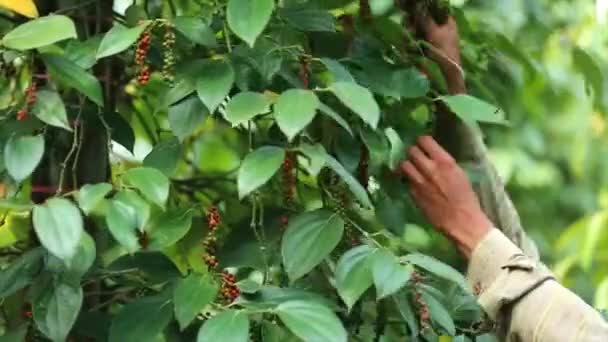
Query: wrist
[{"left": 446, "top": 210, "right": 492, "bottom": 259}]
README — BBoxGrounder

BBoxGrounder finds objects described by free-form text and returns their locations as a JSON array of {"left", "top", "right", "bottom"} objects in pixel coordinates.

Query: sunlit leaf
[
  {"left": 276, "top": 300, "right": 347, "bottom": 342},
  {"left": 33, "top": 198, "right": 83, "bottom": 261},
  {"left": 227, "top": 0, "right": 275, "bottom": 47},
  {"left": 274, "top": 89, "right": 319, "bottom": 141},
  {"left": 237, "top": 146, "right": 284, "bottom": 199},
  {"left": 4, "top": 135, "right": 44, "bottom": 182},
  {"left": 2, "top": 15, "right": 76, "bottom": 50},
  {"left": 197, "top": 310, "right": 249, "bottom": 342}
]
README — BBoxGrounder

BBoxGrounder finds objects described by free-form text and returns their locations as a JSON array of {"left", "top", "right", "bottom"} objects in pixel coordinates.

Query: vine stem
[
  {"left": 223, "top": 21, "right": 233, "bottom": 53},
  {"left": 56, "top": 98, "right": 85, "bottom": 195}
]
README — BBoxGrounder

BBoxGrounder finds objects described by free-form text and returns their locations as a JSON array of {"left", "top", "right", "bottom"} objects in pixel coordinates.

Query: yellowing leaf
[{"left": 0, "top": 0, "right": 39, "bottom": 18}]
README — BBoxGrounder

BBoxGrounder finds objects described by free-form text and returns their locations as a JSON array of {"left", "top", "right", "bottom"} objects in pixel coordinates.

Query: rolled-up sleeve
[{"left": 467, "top": 229, "right": 608, "bottom": 341}]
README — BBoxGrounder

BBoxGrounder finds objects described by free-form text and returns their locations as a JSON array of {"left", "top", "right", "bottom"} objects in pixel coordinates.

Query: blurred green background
[{"left": 457, "top": 0, "right": 608, "bottom": 307}]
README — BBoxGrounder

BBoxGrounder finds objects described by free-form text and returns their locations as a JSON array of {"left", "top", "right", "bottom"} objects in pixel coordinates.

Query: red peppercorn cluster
[
  {"left": 203, "top": 206, "right": 221, "bottom": 269},
  {"left": 137, "top": 230, "right": 150, "bottom": 249},
  {"left": 282, "top": 151, "right": 296, "bottom": 205},
  {"left": 357, "top": 146, "right": 369, "bottom": 189},
  {"left": 280, "top": 215, "right": 289, "bottom": 230},
  {"left": 17, "top": 82, "right": 37, "bottom": 121},
  {"left": 332, "top": 188, "right": 359, "bottom": 246},
  {"left": 299, "top": 56, "right": 311, "bottom": 89},
  {"left": 161, "top": 22, "right": 176, "bottom": 83},
  {"left": 135, "top": 23, "right": 152, "bottom": 85},
  {"left": 220, "top": 271, "right": 240, "bottom": 303},
  {"left": 22, "top": 303, "right": 32, "bottom": 319},
  {"left": 411, "top": 271, "right": 430, "bottom": 329}
]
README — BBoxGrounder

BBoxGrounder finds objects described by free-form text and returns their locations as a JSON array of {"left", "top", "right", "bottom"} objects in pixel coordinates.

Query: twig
[
  {"left": 71, "top": 118, "right": 86, "bottom": 188},
  {"left": 223, "top": 21, "right": 233, "bottom": 53},
  {"left": 57, "top": 101, "right": 84, "bottom": 195}
]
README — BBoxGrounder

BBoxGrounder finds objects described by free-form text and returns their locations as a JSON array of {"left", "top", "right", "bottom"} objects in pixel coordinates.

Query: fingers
[
  {"left": 408, "top": 145, "right": 435, "bottom": 176},
  {"left": 401, "top": 161, "right": 425, "bottom": 185},
  {"left": 416, "top": 136, "right": 455, "bottom": 164}
]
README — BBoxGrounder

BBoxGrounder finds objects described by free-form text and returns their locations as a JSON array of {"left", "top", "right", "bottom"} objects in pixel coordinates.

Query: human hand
[{"left": 401, "top": 136, "right": 491, "bottom": 259}]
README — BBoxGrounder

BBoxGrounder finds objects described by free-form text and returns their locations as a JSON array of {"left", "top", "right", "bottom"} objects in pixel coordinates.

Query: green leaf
[
  {"left": 64, "top": 35, "right": 102, "bottom": 69},
  {"left": 33, "top": 282, "right": 83, "bottom": 342},
  {"left": 174, "top": 272, "right": 219, "bottom": 330},
  {"left": 393, "top": 295, "right": 419, "bottom": 337},
  {"left": 1, "top": 15, "right": 77, "bottom": 50},
  {"left": 280, "top": 7, "right": 336, "bottom": 32},
  {"left": 124, "top": 167, "right": 170, "bottom": 208},
  {"left": 105, "top": 111, "right": 135, "bottom": 152},
  {"left": 402, "top": 253, "right": 470, "bottom": 291},
  {"left": 237, "top": 146, "right": 285, "bottom": 199},
  {"left": 299, "top": 143, "right": 327, "bottom": 176},
  {"left": 105, "top": 191, "right": 150, "bottom": 253},
  {"left": 227, "top": 0, "right": 275, "bottom": 47},
  {"left": 64, "top": 232, "right": 96, "bottom": 278},
  {"left": 422, "top": 292, "right": 456, "bottom": 335},
  {"left": 385, "top": 127, "right": 405, "bottom": 170},
  {"left": 320, "top": 58, "right": 355, "bottom": 83},
  {"left": 281, "top": 210, "right": 344, "bottom": 281},
  {"left": 573, "top": 47, "right": 607, "bottom": 113},
  {"left": 225, "top": 92, "right": 271, "bottom": 126},
  {"left": 143, "top": 138, "right": 182, "bottom": 176},
  {"left": 276, "top": 300, "right": 347, "bottom": 342},
  {"left": 275, "top": 89, "right": 319, "bottom": 141},
  {"left": 31, "top": 89, "right": 71, "bottom": 130},
  {"left": 33, "top": 198, "right": 83, "bottom": 261},
  {"left": 96, "top": 22, "right": 151, "bottom": 59},
  {"left": 169, "top": 96, "right": 209, "bottom": 141},
  {"left": 371, "top": 249, "right": 412, "bottom": 299},
  {"left": 75, "top": 182, "right": 112, "bottom": 215},
  {"left": 392, "top": 68, "right": 430, "bottom": 99},
  {"left": 197, "top": 310, "right": 249, "bottom": 342},
  {"left": 440, "top": 95, "right": 506, "bottom": 125},
  {"left": 173, "top": 16, "right": 217, "bottom": 47},
  {"left": 109, "top": 295, "right": 173, "bottom": 342},
  {"left": 4, "top": 134, "right": 44, "bottom": 182},
  {"left": 0, "top": 324, "right": 28, "bottom": 342},
  {"left": 318, "top": 103, "right": 353, "bottom": 136},
  {"left": 41, "top": 54, "right": 103, "bottom": 106},
  {"left": 0, "top": 249, "right": 44, "bottom": 299},
  {"left": 148, "top": 208, "right": 193, "bottom": 250},
  {"left": 196, "top": 60, "right": 235, "bottom": 113},
  {"left": 325, "top": 155, "right": 372, "bottom": 209},
  {"left": 330, "top": 82, "right": 380, "bottom": 129},
  {"left": 335, "top": 245, "right": 375, "bottom": 310}
]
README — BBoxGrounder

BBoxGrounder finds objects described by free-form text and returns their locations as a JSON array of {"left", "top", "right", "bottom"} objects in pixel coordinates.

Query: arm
[
  {"left": 401, "top": 136, "right": 608, "bottom": 341},
  {"left": 422, "top": 17, "right": 538, "bottom": 258}
]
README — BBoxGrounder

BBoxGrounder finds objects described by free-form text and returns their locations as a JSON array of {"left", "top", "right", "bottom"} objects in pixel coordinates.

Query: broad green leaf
[
  {"left": 41, "top": 54, "right": 103, "bottom": 106},
  {"left": 262, "top": 322, "right": 300, "bottom": 342},
  {"left": 2, "top": 15, "right": 76, "bottom": 50},
  {"left": 174, "top": 272, "right": 219, "bottom": 330},
  {"left": 440, "top": 95, "right": 506, "bottom": 125},
  {"left": 105, "top": 191, "right": 150, "bottom": 253},
  {"left": 143, "top": 138, "right": 182, "bottom": 176},
  {"left": 330, "top": 82, "right": 380, "bottom": 129},
  {"left": 148, "top": 208, "right": 193, "bottom": 250},
  {"left": 197, "top": 310, "right": 249, "bottom": 342},
  {"left": 299, "top": 143, "right": 327, "bottom": 176},
  {"left": 75, "top": 183, "right": 112, "bottom": 215},
  {"left": 227, "top": 0, "right": 275, "bottom": 47},
  {"left": 282, "top": 210, "right": 344, "bottom": 281},
  {"left": 318, "top": 103, "right": 353, "bottom": 136},
  {"left": 237, "top": 146, "right": 285, "bottom": 199},
  {"left": 280, "top": 7, "right": 336, "bottom": 32},
  {"left": 422, "top": 292, "right": 456, "bottom": 335},
  {"left": 394, "top": 295, "right": 419, "bottom": 337},
  {"left": 371, "top": 249, "right": 413, "bottom": 299},
  {"left": 275, "top": 89, "right": 319, "bottom": 141},
  {"left": 4, "top": 134, "right": 44, "bottom": 182},
  {"left": 325, "top": 155, "right": 372, "bottom": 209},
  {"left": 168, "top": 96, "right": 209, "bottom": 141},
  {"left": 109, "top": 295, "right": 173, "bottom": 342},
  {"left": 124, "top": 167, "right": 170, "bottom": 208},
  {"left": 0, "top": 0, "right": 39, "bottom": 18},
  {"left": 335, "top": 245, "right": 375, "bottom": 310},
  {"left": 196, "top": 60, "right": 235, "bottom": 113},
  {"left": 96, "top": 22, "right": 151, "bottom": 59},
  {"left": 32, "top": 90, "right": 71, "bottom": 130},
  {"left": 225, "top": 92, "right": 271, "bottom": 126},
  {"left": 573, "top": 47, "right": 607, "bottom": 113},
  {"left": 173, "top": 16, "right": 217, "bottom": 47},
  {"left": 64, "top": 232, "right": 96, "bottom": 278},
  {"left": 0, "top": 249, "right": 44, "bottom": 299},
  {"left": 33, "top": 282, "right": 83, "bottom": 342},
  {"left": 393, "top": 68, "right": 430, "bottom": 99},
  {"left": 320, "top": 58, "right": 355, "bottom": 83},
  {"left": 385, "top": 127, "right": 405, "bottom": 170},
  {"left": 238, "top": 286, "right": 337, "bottom": 311},
  {"left": 402, "top": 253, "right": 470, "bottom": 291},
  {"left": 276, "top": 300, "right": 347, "bottom": 342},
  {"left": 64, "top": 36, "right": 102, "bottom": 69},
  {"left": 33, "top": 198, "right": 83, "bottom": 261}
]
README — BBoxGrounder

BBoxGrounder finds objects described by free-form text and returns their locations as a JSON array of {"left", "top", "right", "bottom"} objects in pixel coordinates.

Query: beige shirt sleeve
[{"left": 467, "top": 229, "right": 608, "bottom": 342}]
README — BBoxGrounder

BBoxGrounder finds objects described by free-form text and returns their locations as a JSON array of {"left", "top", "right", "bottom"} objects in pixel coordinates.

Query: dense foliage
[{"left": 0, "top": 0, "right": 604, "bottom": 341}]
